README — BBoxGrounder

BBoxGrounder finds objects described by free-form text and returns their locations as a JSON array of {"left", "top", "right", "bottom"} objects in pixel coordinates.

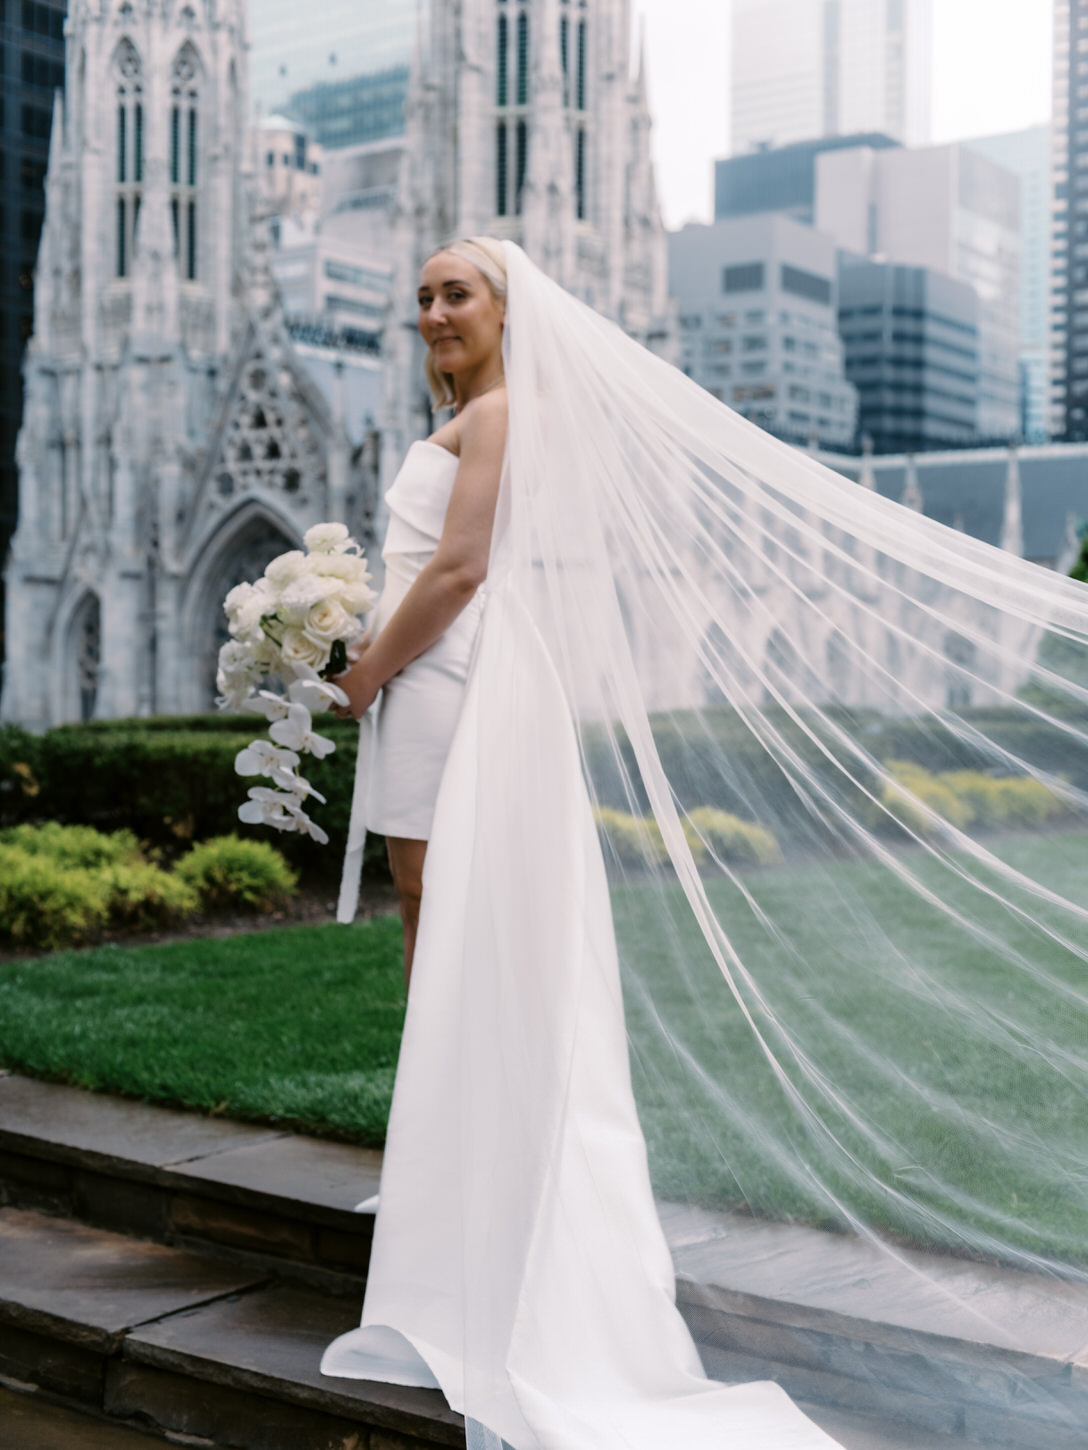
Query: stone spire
[
  {"left": 901, "top": 454, "right": 923, "bottom": 511},
  {"left": 999, "top": 443, "right": 1024, "bottom": 557},
  {"left": 131, "top": 158, "right": 180, "bottom": 351},
  {"left": 522, "top": 0, "right": 575, "bottom": 287}
]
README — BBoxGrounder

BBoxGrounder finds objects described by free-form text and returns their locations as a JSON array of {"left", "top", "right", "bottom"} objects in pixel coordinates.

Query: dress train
[{"left": 321, "top": 574, "right": 842, "bottom": 1449}]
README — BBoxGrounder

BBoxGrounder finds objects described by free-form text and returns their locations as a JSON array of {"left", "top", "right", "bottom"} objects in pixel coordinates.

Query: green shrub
[
  {"left": 595, "top": 806, "right": 779, "bottom": 870},
  {"left": 0, "top": 821, "right": 143, "bottom": 869},
  {"left": 595, "top": 808, "right": 669, "bottom": 867},
  {"left": 880, "top": 760, "right": 975, "bottom": 836},
  {"left": 876, "top": 762, "right": 1065, "bottom": 837},
  {"left": 686, "top": 807, "right": 782, "bottom": 866},
  {"left": 102, "top": 861, "right": 199, "bottom": 931},
  {"left": 0, "top": 845, "right": 111, "bottom": 949},
  {"left": 176, "top": 834, "right": 298, "bottom": 911},
  {"left": 941, "top": 771, "right": 1065, "bottom": 830}
]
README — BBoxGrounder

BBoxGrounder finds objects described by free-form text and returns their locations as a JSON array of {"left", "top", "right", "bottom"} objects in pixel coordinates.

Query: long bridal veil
[
  {"left": 479, "top": 241, "right": 1088, "bottom": 1425},
  {"left": 330, "top": 237, "right": 1088, "bottom": 1447}
]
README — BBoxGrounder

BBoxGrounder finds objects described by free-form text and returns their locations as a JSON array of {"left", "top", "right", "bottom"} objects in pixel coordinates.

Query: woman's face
[{"left": 417, "top": 252, "right": 505, "bottom": 378}]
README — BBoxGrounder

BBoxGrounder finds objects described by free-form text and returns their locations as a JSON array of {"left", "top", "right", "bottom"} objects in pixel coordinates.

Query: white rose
[
  {"left": 263, "top": 550, "right": 307, "bottom": 588},
  {"left": 304, "top": 522, "right": 351, "bottom": 555},
  {"left": 280, "top": 626, "right": 328, "bottom": 672},
  {"left": 338, "top": 580, "right": 377, "bottom": 615},
  {"left": 229, "top": 579, "right": 277, "bottom": 642},
  {"left": 279, "top": 573, "right": 334, "bottom": 625},
  {"left": 309, "top": 552, "right": 371, "bottom": 584},
  {"left": 303, "top": 598, "right": 354, "bottom": 646}
]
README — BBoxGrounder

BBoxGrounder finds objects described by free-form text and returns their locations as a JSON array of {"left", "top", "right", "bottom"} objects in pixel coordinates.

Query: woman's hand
[{"left": 334, "top": 640, "right": 378, "bottom": 720}]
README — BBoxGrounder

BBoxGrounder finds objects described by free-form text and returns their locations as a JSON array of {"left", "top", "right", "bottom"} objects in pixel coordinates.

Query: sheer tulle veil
[{"left": 335, "top": 237, "right": 1088, "bottom": 1444}]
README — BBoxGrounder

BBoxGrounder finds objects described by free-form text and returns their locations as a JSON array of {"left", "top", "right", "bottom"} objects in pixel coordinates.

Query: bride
[{"left": 323, "top": 236, "right": 1088, "bottom": 1447}]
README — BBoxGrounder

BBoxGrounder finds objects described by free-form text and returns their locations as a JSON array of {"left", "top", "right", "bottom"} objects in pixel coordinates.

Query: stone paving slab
[
  {"left": 0, "top": 1207, "right": 266, "bottom": 1353},
  {"left": 0, "top": 1074, "right": 286, "bottom": 1182},
  {"left": 122, "top": 1280, "right": 464, "bottom": 1447},
  {"left": 164, "top": 1131, "right": 383, "bottom": 1223},
  {"left": 660, "top": 1200, "right": 1088, "bottom": 1366}
]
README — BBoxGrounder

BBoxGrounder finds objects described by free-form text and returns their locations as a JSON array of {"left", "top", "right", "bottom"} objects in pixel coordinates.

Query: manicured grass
[
  {"left": 1, "top": 831, "right": 1085, "bottom": 1266},
  {"left": 0, "top": 919, "right": 407, "bottom": 1145},
  {"left": 617, "top": 829, "right": 1088, "bottom": 1266}
]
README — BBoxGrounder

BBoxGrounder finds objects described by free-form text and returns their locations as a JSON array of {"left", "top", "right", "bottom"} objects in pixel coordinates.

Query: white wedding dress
[{"left": 322, "top": 432, "right": 842, "bottom": 1449}]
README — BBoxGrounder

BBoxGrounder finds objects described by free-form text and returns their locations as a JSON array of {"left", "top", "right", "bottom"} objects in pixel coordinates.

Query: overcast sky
[{"left": 633, "top": 0, "right": 1054, "bottom": 231}]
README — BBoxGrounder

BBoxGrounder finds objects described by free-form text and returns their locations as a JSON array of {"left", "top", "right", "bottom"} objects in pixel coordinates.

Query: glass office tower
[{"left": 249, "top": 0, "right": 414, "bottom": 126}]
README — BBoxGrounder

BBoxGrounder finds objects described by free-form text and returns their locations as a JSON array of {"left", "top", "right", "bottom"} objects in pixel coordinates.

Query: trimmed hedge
[{"left": 0, "top": 716, "right": 387, "bottom": 879}]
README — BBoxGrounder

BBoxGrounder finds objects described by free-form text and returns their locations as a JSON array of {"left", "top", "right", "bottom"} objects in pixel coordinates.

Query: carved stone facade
[
  {"left": 2, "top": 0, "right": 670, "bottom": 727},
  {"left": 2, "top": 0, "right": 375, "bottom": 728},
  {"left": 377, "top": 0, "right": 674, "bottom": 500}
]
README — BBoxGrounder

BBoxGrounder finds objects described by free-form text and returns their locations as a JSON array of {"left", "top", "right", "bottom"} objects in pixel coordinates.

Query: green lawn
[
  {"left": 1, "top": 831, "right": 1086, "bottom": 1268},
  {"left": 0, "top": 919, "right": 407, "bottom": 1145}
]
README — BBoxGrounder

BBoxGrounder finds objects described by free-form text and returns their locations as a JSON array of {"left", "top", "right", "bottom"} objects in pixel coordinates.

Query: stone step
[
  {"left": 0, "top": 1205, "right": 461, "bottom": 1449},
  {"left": 0, "top": 1206, "right": 996, "bottom": 1450},
  {"left": 3, "top": 1073, "right": 1087, "bottom": 1449},
  {"left": 0, "top": 1071, "right": 380, "bottom": 1294}
]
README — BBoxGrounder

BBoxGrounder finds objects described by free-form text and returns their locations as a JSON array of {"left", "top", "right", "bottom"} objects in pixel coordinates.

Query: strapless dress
[{"left": 365, "top": 439, "right": 485, "bottom": 840}]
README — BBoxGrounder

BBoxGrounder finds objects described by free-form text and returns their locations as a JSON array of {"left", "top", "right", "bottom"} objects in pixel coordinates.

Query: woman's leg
[{"left": 385, "top": 836, "right": 428, "bottom": 988}]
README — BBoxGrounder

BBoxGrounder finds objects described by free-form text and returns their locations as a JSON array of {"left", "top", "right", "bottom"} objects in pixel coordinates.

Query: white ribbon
[{"left": 336, "top": 702, "right": 377, "bottom": 924}]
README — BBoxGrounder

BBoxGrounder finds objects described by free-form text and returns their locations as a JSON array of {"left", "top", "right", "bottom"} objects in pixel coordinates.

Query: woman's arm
[{"left": 336, "top": 389, "right": 507, "bottom": 718}]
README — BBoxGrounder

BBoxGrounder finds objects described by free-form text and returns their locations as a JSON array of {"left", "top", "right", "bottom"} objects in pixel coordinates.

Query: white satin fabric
[
  {"left": 322, "top": 558, "right": 841, "bottom": 1446},
  {"left": 366, "top": 439, "right": 485, "bottom": 841}
]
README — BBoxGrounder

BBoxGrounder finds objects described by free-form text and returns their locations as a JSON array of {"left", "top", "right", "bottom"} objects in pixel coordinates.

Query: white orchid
[
  {"left": 238, "top": 786, "right": 329, "bottom": 844},
  {"left": 218, "top": 522, "right": 374, "bottom": 844},
  {"left": 269, "top": 701, "right": 337, "bottom": 759},
  {"left": 241, "top": 689, "right": 291, "bottom": 722},
  {"left": 234, "top": 739, "right": 314, "bottom": 795},
  {"left": 287, "top": 667, "right": 349, "bottom": 713},
  {"left": 216, "top": 639, "right": 259, "bottom": 710}
]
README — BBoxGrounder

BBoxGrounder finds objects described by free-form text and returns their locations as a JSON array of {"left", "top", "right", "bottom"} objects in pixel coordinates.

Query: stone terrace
[{"left": 0, "top": 1070, "right": 1085, "bottom": 1450}]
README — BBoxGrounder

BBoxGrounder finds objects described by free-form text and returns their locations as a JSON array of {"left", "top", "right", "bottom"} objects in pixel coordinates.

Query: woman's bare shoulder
[{"left": 458, "top": 387, "right": 508, "bottom": 449}]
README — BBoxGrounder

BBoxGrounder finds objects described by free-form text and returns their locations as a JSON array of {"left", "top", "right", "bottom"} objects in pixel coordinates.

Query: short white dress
[{"left": 365, "top": 439, "right": 484, "bottom": 840}]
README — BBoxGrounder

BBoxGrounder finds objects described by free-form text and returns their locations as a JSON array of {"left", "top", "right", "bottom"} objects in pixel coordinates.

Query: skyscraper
[
  {"left": 730, "top": 0, "right": 932, "bottom": 156},
  {"left": 248, "top": 0, "right": 414, "bottom": 119},
  {"left": 1050, "top": 0, "right": 1088, "bottom": 440},
  {"left": 816, "top": 141, "right": 1022, "bottom": 442},
  {"left": 968, "top": 125, "right": 1051, "bottom": 443},
  {"left": 0, "top": 0, "right": 66, "bottom": 620}
]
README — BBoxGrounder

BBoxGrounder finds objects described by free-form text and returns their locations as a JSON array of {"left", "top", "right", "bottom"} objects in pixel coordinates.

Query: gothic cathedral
[{"left": 2, "top": 0, "right": 670, "bottom": 728}]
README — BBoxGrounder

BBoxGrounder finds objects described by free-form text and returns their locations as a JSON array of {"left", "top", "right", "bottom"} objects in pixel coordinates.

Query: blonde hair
[{"left": 422, "top": 237, "right": 508, "bottom": 410}]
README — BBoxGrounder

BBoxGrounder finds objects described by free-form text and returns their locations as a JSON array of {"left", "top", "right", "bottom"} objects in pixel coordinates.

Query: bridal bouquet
[{"left": 216, "top": 523, "right": 376, "bottom": 844}]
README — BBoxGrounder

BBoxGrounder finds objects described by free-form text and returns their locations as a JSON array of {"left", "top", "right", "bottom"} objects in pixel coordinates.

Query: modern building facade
[
  {"left": 669, "top": 214, "right": 857, "bottom": 448},
  {"left": 968, "top": 125, "right": 1052, "bottom": 443},
  {"left": 1050, "top": 0, "right": 1088, "bottom": 440},
  {"left": 730, "top": 0, "right": 932, "bottom": 156},
  {"left": 284, "top": 67, "right": 411, "bottom": 151},
  {"left": 816, "top": 140, "right": 1022, "bottom": 442},
  {"left": 837, "top": 254, "right": 980, "bottom": 453},
  {"left": 714, "top": 132, "right": 900, "bottom": 225},
  {"left": 248, "top": 0, "right": 414, "bottom": 120},
  {"left": 0, "top": 0, "right": 66, "bottom": 628}
]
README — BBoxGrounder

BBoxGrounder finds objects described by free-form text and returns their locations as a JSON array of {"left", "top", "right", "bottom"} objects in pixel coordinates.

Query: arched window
[
  {"left": 495, "top": 2, "right": 529, "bottom": 218},
  {"left": 114, "top": 39, "right": 143, "bottom": 278},
  {"left": 70, "top": 593, "right": 101, "bottom": 722},
  {"left": 170, "top": 45, "right": 201, "bottom": 281},
  {"left": 496, "top": 11, "right": 508, "bottom": 106},
  {"left": 516, "top": 8, "right": 529, "bottom": 105}
]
